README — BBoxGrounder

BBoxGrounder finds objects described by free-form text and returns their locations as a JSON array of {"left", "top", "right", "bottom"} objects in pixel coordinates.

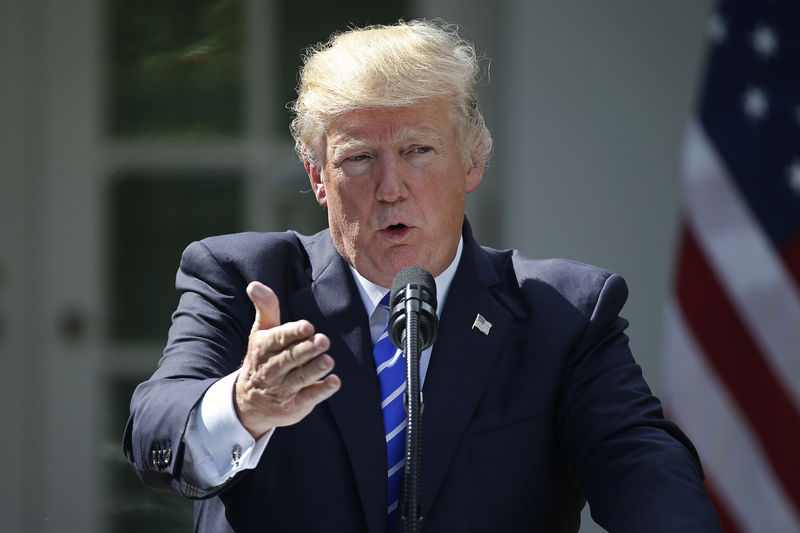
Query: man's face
[{"left": 306, "top": 97, "right": 484, "bottom": 288}]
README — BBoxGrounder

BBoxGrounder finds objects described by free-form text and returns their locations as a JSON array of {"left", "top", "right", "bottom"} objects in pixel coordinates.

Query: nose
[{"left": 375, "top": 155, "right": 408, "bottom": 203}]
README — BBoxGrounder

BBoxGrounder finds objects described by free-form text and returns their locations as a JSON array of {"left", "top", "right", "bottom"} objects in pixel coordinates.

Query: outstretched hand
[{"left": 234, "top": 281, "right": 341, "bottom": 438}]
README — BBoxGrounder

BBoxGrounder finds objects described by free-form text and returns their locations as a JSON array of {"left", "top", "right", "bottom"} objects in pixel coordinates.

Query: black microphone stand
[
  {"left": 390, "top": 267, "right": 437, "bottom": 533},
  {"left": 401, "top": 293, "right": 423, "bottom": 533}
]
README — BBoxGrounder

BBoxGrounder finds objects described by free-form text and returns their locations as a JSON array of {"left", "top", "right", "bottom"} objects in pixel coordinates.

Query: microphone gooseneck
[{"left": 388, "top": 266, "right": 437, "bottom": 533}]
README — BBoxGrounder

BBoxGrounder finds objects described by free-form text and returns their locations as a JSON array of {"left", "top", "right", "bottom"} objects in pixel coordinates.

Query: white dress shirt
[{"left": 180, "top": 238, "right": 463, "bottom": 489}]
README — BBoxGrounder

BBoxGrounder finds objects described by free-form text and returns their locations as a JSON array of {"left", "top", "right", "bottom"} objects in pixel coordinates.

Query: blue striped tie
[{"left": 372, "top": 293, "right": 406, "bottom": 529}]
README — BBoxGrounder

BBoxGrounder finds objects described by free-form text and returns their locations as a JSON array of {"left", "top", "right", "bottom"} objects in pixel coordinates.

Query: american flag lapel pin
[{"left": 472, "top": 313, "right": 492, "bottom": 335}]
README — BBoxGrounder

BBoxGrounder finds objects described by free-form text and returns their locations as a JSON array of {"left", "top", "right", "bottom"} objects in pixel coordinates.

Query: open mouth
[{"left": 382, "top": 223, "right": 411, "bottom": 240}]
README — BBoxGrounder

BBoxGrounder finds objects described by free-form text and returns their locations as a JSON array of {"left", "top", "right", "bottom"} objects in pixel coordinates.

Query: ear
[
  {"left": 464, "top": 153, "right": 485, "bottom": 194},
  {"left": 304, "top": 157, "right": 327, "bottom": 207}
]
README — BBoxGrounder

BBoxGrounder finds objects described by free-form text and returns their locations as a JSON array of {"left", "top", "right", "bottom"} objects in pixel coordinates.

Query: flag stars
[
  {"left": 708, "top": 13, "right": 727, "bottom": 44},
  {"left": 751, "top": 24, "right": 778, "bottom": 60},
  {"left": 742, "top": 86, "right": 769, "bottom": 121}
]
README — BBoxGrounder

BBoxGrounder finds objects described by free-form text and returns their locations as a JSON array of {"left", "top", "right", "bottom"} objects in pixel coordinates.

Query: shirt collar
[{"left": 349, "top": 236, "right": 463, "bottom": 319}]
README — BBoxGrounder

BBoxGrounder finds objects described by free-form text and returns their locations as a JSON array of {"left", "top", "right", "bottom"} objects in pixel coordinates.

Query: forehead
[{"left": 325, "top": 99, "right": 455, "bottom": 147}]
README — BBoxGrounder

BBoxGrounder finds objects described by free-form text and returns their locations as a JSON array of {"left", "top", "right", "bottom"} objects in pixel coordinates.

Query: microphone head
[
  {"left": 390, "top": 266, "right": 436, "bottom": 310},
  {"left": 389, "top": 266, "right": 438, "bottom": 350}
]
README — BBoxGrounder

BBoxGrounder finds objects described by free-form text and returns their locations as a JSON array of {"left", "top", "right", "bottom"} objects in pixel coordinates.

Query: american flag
[{"left": 663, "top": 1, "right": 800, "bottom": 532}]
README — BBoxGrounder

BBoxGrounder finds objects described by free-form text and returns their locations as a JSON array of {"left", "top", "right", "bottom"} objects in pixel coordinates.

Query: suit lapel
[
  {"left": 287, "top": 232, "right": 387, "bottom": 533},
  {"left": 420, "top": 228, "right": 516, "bottom": 517}
]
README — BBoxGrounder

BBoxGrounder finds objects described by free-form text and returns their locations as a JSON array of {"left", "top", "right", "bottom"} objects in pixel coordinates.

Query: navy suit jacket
[{"left": 124, "top": 220, "right": 720, "bottom": 532}]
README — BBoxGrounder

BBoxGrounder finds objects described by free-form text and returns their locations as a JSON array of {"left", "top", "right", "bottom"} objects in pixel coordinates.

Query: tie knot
[{"left": 380, "top": 292, "right": 391, "bottom": 309}]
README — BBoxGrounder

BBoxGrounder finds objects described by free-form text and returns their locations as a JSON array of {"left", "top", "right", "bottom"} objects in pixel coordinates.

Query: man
[{"left": 124, "top": 20, "right": 720, "bottom": 532}]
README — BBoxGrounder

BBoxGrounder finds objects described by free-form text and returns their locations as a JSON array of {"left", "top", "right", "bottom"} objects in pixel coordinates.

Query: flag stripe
[
  {"left": 683, "top": 122, "right": 800, "bottom": 405},
  {"left": 663, "top": 302, "right": 800, "bottom": 532},
  {"left": 675, "top": 225, "right": 800, "bottom": 509},
  {"left": 780, "top": 234, "right": 800, "bottom": 288},
  {"left": 704, "top": 479, "right": 744, "bottom": 533},
  {"left": 666, "top": 4, "right": 800, "bottom": 532}
]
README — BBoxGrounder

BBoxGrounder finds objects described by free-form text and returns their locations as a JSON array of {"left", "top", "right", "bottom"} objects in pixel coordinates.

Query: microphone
[
  {"left": 387, "top": 266, "right": 437, "bottom": 533},
  {"left": 388, "top": 266, "right": 438, "bottom": 350}
]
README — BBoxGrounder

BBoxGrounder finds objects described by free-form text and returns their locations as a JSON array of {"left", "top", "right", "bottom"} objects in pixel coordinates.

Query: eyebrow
[
  {"left": 330, "top": 138, "right": 372, "bottom": 160},
  {"left": 329, "top": 127, "right": 446, "bottom": 160},
  {"left": 399, "top": 127, "right": 445, "bottom": 146}
]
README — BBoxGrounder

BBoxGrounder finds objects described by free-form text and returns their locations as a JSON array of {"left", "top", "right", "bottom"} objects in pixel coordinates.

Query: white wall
[
  {"left": 500, "top": 1, "right": 713, "bottom": 393},
  {"left": 496, "top": 3, "right": 714, "bottom": 529}
]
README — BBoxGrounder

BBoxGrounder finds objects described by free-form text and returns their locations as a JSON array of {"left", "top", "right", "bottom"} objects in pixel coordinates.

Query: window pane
[
  {"left": 106, "top": 172, "right": 243, "bottom": 341},
  {"left": 108, "top": 0, "right": 243, "bottom": 138}
]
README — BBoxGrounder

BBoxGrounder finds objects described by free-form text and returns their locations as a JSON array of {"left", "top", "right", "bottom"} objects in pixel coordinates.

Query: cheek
[
  {"left": 425, "top": 179, "right": 467, "bottom": 225},
  {"left": 326, "top": 183, "right": 368, "bottom": 233},
  {"left": 426, "top": 172, "right": 466, "bottom": 205},
  {"left": 337, "top": 176, "right": 372, "bottom": 210}
]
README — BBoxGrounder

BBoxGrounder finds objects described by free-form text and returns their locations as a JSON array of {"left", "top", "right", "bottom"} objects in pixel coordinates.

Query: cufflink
[{"left": 231, "top": 445, "right": 242, "bottom": 468}]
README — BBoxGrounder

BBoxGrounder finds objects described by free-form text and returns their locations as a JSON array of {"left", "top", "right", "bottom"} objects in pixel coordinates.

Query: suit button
[
  {"left": 151, "top": 447, "right": 172, "bottom": 470},
  {"left": 162, "top": 449, "right": 172, "bottom": 468}
]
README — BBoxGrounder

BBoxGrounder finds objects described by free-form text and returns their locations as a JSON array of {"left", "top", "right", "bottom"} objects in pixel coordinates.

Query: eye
[
  {"left": 347, "top": 154, "right": 369, "bottom": 162},
  {"left": 411, "top": 146, "right": 431, "bottom": 154}
]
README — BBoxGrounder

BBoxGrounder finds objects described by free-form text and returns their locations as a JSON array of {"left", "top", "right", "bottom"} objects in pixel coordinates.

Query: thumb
[{"left": 247, "top": 281, "right": 280, "bottom": 333}]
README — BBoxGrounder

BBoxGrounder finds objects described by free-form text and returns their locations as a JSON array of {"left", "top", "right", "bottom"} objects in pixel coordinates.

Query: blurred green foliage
[{"left": 108, "top": 0, "right": 243, "bottom": 138}]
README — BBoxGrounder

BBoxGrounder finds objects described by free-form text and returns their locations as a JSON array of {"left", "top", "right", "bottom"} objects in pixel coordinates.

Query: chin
[{"left": 384, "top": 250, "right": 424, "bottom": 271}]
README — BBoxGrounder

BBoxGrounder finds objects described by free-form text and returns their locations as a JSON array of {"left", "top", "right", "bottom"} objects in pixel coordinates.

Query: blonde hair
[{"left": 290, "top": 19, "right": 493, "bottom": 167}]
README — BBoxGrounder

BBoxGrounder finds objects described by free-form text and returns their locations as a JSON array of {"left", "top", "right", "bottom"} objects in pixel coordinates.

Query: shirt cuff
[{"left": 181, "top": 369, "right": 274, "bottom": 489}]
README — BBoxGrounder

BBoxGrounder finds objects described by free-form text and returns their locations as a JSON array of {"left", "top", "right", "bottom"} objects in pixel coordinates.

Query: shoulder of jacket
[
  {"left": 187, "top": 230, "right": 313, "bottom": 267},
  {"left": 481, "top": 245, "right": 625, "bottom": 316}
]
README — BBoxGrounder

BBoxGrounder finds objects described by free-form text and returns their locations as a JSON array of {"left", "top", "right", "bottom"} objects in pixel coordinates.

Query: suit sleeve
[
  {"left": 122, "top": 239, "right": 253, "bottom": 497},
  {"left": 556, "top": 273, "right": 721, "bottom": 532}
]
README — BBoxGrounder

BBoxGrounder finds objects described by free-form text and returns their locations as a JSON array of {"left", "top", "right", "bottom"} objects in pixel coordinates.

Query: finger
[
  {"left": 292, "top": 374, "right": 342, "bottom": 413},
  {"left": 285, "top": 353, "right": 335, "bottom": 391},
  {"left": 247, "top": 281, "right": 280, "bottom": 334},
  {"left": 255, "top": 331, "right": 329, "bottom": 379},
  {"left": 266, "top": 320, "right": 318, "bottom": 355}
]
